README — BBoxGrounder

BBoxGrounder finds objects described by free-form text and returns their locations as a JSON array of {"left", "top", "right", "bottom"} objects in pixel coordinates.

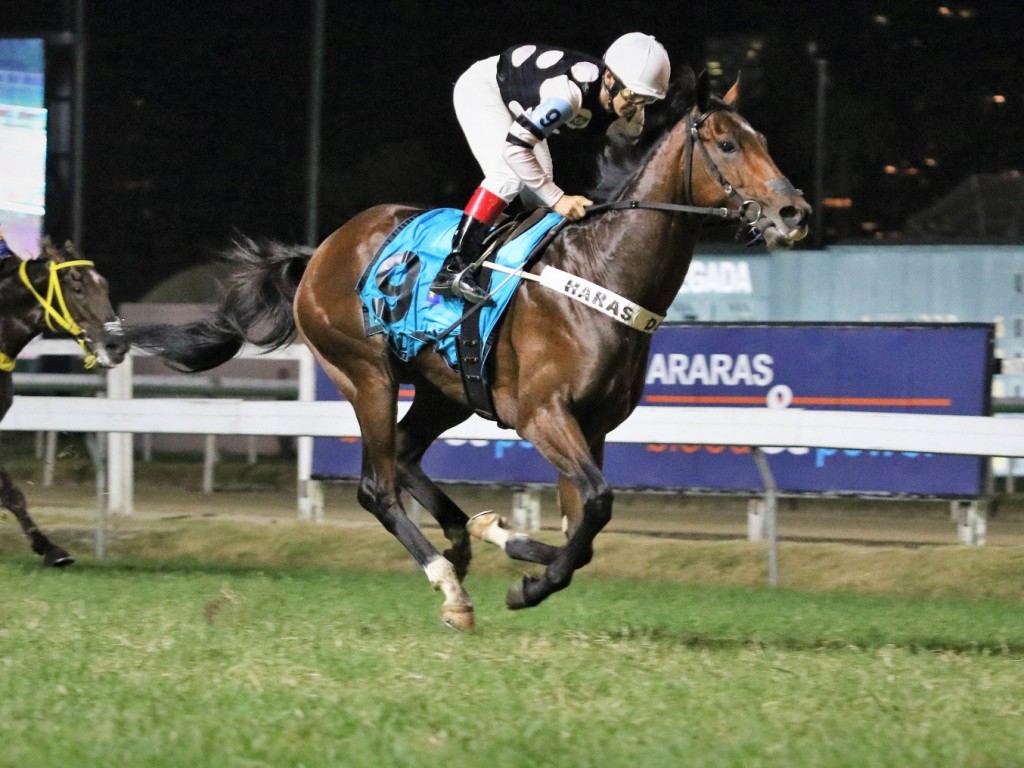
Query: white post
[
  {"left": 752, "top": 447, "right": 779, "bottom": 588},
  {"left": 747, "top": 498, "right": 766, "bottom": 541},
  {"left": 84, "top": 433, "right": 107, "bottom": 559},
  {"left": 42, "top": 430, "right": 57, "bottom": 487},
  {"left": 106, "top": 353, "right": 134, "bottom": 515},
  {"left": 954, "top": 500, "right": 987, "bottom": 546},
  {"left": 296, "top": 346, "right": 320, "bottom": 520},
  {"left": 512, "top": 487, "right": 541, "bottom": 532},
  {"left": 202, "top": 434, "right": 217, "bottom": 493}
]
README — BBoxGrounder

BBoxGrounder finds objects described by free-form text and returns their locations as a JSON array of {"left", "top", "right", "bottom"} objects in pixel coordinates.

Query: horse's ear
[
  {"left": 723, "top": 72, "right": 741, "bottom": 107},
  {"left": 695, "top": 69, "right": 712, "bottom": 112}
]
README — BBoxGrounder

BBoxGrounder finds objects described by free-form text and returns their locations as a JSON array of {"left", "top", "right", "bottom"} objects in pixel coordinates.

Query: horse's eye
[
  {"left": 67, "top": 275, "right": 85, "bottom": 296},
  {"left": 718, "top": 140, "right": 738, "bottom": 153}
]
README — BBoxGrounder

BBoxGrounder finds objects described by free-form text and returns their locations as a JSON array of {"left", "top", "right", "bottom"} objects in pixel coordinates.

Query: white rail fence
[{"left": 4, "top": 340, "right": 1024, "bottom": 574}]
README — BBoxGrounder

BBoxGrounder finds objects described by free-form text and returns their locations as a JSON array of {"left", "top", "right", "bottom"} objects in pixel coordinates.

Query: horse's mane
[
  {"left": 0, "top": 237, "right": 70, "bottom": 282},
  {"left": 586, "top": 67, "right": 699, "bottom": 202}
]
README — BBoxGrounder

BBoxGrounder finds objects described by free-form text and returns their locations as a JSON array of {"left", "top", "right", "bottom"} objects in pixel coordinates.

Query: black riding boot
[{"left": 430, "top": 214, "right": 491, "bottom": 303}]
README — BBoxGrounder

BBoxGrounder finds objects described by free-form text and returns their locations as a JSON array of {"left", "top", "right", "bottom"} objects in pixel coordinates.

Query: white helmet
[{"left": 603, "top": 32, "right": 671, "bottom": 100}]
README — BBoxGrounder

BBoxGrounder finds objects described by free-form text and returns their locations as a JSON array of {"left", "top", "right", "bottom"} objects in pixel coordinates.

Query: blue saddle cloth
[{"left": 357, "top": 208, "right": 562, "bottom": 368}]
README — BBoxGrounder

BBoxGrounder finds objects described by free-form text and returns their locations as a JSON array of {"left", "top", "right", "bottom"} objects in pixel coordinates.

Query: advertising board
[
  {"left": 0, "top": 38, "right": 46, "bottom": 256},
  {"left": 312, "top": 323, "right": 994, "bottom": 498}
]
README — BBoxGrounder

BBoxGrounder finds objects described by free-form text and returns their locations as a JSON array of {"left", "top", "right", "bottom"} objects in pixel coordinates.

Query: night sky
[{"left": 3, "top": 0, "right": 1022, "bottom": 304}]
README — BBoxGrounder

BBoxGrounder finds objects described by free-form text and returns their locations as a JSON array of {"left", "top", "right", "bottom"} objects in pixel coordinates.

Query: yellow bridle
[{"left": 17, "top": 258, "right": 99, "bottom": 369}]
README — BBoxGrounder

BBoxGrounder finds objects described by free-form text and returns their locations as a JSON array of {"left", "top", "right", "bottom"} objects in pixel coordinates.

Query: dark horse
[
  {"left": 125, "top": 73, "right": 809, "bottom": 627},
  {"left": 0, "top": 239, "right": 128, "bottom": 565}
]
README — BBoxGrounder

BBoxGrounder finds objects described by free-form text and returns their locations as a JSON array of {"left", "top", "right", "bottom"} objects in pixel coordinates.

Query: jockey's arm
[{"left": 502, "top": 75, "right": 581, "bottom": 209}]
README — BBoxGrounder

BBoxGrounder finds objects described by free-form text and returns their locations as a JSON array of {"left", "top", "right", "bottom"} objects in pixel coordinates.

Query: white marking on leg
[
  {"left": 424, "top": 556, "right": 472, "bottom": 608},
  {"left": 467, "top": 510, "right": 515, "bottom": 549}
]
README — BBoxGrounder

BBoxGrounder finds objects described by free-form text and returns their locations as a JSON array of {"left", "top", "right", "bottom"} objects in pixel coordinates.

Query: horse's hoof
[
  {"left": 506, "top": 575, "right": 538, "bottom": 611},
  {"left": 441, "top": 603, "right": 476, "bottom": 631},
  {"left": 467, "top": 510, "right": 506, "bottom": 541},
  {"left": 44, "top": 550, "right": 75, "bottom": 568}
]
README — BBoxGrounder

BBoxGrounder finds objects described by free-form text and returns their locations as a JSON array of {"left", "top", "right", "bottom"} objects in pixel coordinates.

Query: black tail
[{"left": 124, "top": 236, "right": 313, "bottom": 372}]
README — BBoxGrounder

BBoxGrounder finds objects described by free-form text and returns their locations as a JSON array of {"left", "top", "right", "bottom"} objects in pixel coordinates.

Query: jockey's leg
[{"left": 430, "top": 187, "right": 506, "bottom": 303}]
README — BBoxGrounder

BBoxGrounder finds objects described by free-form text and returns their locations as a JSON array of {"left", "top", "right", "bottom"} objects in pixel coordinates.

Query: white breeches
[{"left": 453, "top": 56, "right": 552, "bottom": 209}]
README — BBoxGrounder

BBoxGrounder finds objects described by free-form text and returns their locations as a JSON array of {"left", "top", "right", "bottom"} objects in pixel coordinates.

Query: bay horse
[
  {"left": 0, "top": 239, "right": 128, "bottom": 565},
  {"left": 124, "top": 71, "right": 809, "bottom": 627}
]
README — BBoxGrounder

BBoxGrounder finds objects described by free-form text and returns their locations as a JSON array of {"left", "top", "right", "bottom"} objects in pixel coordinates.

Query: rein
[
  {"left": 584, "top": 199, "right": 737, "bottom": 220},
  {"left": 581, "top": 107, "right": 766, "bottom": 240},
  {"left": 17, "top": 259, "right": 99, "bottom": 369}
]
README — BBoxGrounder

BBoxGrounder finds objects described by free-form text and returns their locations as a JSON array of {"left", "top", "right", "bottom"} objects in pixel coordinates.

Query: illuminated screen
[{"left": 0, "top": 38, "right": 45, "bottom": 257}]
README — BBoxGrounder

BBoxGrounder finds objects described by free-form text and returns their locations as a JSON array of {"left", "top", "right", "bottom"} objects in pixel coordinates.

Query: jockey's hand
[{"left": 554, "top": 194, "right": 594, "bottom": 221}]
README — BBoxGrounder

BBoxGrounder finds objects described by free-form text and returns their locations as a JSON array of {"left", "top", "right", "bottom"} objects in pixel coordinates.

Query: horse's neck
[
  {"left": 624, "top": 120, "right": 691, "bottom": 205},
  {"left": 561, "top": 121, "right": 700, "bottom": 315},
  {"left": 0, "top": 271, "right": 46, "bottom": 360},
  {"left": 0, "top": 319, "right": 40, "bottom": 362}
]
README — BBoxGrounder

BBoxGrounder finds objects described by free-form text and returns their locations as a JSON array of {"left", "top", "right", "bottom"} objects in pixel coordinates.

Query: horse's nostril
[{"left": 781, "top": 205, "right": 809, "bottom": 228}]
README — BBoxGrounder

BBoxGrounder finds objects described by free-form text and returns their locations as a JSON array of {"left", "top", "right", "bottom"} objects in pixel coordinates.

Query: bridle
[
  {"left": 17, "top": 259, "right": 100, "bottom": 368},
  {"left": 585, "top": 103, "right": 792, "bottom": 246},
  {"left": 686, "top": 106, "right": 764, "bottom": 235}
]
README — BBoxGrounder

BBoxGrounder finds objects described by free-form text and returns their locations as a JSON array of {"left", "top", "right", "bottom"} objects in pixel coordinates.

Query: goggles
[{"left": 610, "top": 73, "right": 659, "bottom": 105}]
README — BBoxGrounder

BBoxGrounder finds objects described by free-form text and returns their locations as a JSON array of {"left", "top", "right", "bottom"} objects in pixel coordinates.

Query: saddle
[
  {"left": 357, "top": 207, "right": 566, "bottom": 424},
  {"left": 483, "top": 208, "right": 558, "bottom": 258}
]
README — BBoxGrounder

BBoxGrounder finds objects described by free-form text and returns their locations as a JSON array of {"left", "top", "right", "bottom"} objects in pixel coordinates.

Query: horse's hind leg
[
  {"left": 394, "top": 388, "right": 476, "bottom": 581},
  {"left": 467, "top": 510, "right": 560, "bottom": 565},
  {"left": 468, "top": 450, "right": 595, "bottom": 566},
  {"left": 0, "top": 465, "right": 74, "bottom": 567}
]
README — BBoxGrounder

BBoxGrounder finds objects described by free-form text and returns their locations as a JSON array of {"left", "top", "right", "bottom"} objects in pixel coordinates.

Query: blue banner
[{"left": 313, "top": 323, "right": 993, "bottom": 498}]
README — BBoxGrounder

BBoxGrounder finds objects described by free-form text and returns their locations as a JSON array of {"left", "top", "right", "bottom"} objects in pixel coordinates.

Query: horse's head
[
  {"left": 687, "top": 71, "right": 811, "bottom": 248},
  {"left": 31, "top": 239, "right": 128, "bottom": 368}
]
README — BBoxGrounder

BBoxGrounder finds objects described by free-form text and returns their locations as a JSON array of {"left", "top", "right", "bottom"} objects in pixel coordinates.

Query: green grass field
[{"left": 2, "top": 515, "right": 1024, "bottom": 768}]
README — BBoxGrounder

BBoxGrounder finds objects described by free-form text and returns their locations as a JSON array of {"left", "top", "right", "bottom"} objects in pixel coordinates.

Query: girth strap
[{"left": 455, "top": 262, "right": 504, "bottom": 425}]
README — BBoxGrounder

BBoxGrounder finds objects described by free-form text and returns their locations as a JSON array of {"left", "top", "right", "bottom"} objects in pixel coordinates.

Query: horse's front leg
[
  {"left": 0, "top": 465, "right": 74, "bottom": 567},
  {"left": 502, "top": 413, "right": 612, "bottom": 609}
]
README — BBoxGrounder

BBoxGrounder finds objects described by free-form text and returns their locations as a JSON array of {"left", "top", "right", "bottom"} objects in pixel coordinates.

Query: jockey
[{"left": 431, "top": 32, "right": 671, "bottom": 302}]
